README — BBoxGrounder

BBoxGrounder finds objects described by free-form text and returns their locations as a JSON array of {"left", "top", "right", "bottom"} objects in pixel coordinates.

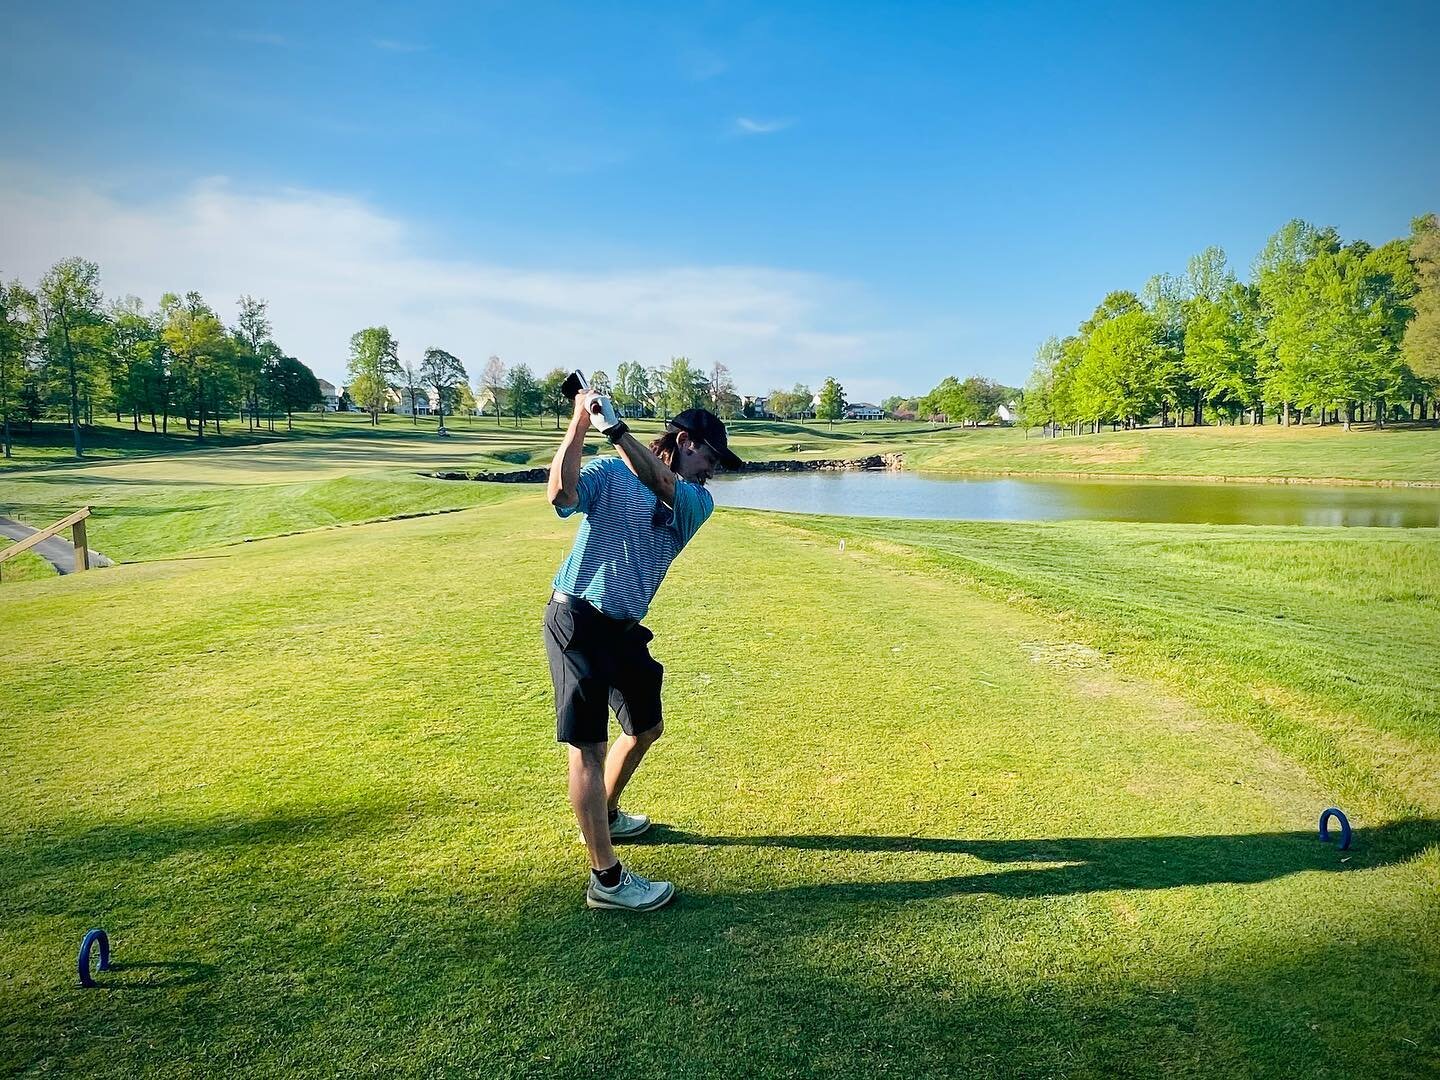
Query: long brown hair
[{"left": 649, "top": 430, "right": 681, "bottom": 467}]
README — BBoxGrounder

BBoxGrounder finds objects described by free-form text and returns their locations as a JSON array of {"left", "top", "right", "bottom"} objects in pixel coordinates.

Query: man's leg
[
  {"left": 606, "top": 631, "right": 665, "bottom": 814},
  {"left": 604, "top": 721, "right": 663, "bottom": 812},
  {"left": 569, "top": 741, "right": 617, "bottom": 871}
]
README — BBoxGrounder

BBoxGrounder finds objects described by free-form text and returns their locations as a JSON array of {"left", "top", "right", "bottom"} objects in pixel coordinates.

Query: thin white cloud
[
  {"left": 0, "top": 173, "right": 881, "bottom": 395},
  {"left": 373, "top": 38, "right": 426, "bottom": 53},
  {"left": 733, "top": 117, "right": 792, "bottom": 136}
]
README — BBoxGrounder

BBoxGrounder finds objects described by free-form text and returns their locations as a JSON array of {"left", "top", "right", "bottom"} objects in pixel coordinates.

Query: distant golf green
[{"left": 2, "top": 422, "right": 1437, "bottom": 1076}]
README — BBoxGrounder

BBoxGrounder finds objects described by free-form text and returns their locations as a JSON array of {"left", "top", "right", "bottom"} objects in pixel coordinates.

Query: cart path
[{"left": 0, "top": 516, "right": 113, "bottom": 575}]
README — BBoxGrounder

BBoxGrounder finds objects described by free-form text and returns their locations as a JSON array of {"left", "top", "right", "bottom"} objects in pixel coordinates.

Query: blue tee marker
[
  {"left": 78, "top": 929, "right": 110, "bottom": 987},
  {"left": 1318, "top": 808, "right": 1352, "bottom": 851}
]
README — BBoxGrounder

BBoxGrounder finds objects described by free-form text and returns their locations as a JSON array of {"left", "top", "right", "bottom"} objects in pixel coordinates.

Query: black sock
[
  {"left": 594, "top": 862, "right": 623, "bottom": 888},
  {"left": 608, "top": 808, "right": 619, "bottom": 825}
]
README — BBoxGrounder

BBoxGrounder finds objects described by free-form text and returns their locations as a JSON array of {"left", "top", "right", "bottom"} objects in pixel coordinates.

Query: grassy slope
[
  {"left": 2, "top": 500, "right": 1437, "bottom": 1077},
  {"left": 0, "top": 549, "right": 56, "bottom": 583},
  {"left": 905, "top": 423, "right": 1440, "bottom": 483}
]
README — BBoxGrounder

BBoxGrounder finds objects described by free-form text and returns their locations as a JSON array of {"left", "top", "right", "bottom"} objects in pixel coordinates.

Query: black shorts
[{"left": 543, "top": 597, "right": 664, "bottom": 745}]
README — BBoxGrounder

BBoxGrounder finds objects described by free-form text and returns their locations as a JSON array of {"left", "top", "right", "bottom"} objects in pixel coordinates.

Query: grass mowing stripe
[{"left": 772, "top": 512, "right": 1440, "bottom": 816}]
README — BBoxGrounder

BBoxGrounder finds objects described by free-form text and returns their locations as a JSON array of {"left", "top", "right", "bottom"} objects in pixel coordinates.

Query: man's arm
[
  {"left": 547, "top": 396, "right": 592, "bottom": 509},
  {"left": 609, "top": 430, "right": 677, "bottom": 507}
]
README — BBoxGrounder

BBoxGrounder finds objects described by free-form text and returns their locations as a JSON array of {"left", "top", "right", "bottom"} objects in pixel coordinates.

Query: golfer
[{"left": 545, "top": 390, "right": 741, "bottom": 911}]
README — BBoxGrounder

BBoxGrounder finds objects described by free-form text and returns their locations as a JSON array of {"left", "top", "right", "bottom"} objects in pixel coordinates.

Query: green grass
[
  {"left": 0, "top": 549, "right": 56, "bottom": 583},
  {"left": 3, "top": 494, "right": 1438, "bottom": 1076},
  {"left": 905, "top": 423, "right": 1440, "bottom": 483},
  {"left": 0, "top": 418, "right": 957, "bottom": 562},
  {"left": 773, "top": 514, "right": 1440, "bottom": 818}
]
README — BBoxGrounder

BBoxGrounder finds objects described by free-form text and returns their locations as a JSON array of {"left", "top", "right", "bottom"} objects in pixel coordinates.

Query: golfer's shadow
[{"left": 641, "top": 819, "right": 1439, "bottom": 902}]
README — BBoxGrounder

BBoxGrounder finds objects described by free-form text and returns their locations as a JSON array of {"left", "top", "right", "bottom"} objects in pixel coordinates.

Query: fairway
[{"left": 4, "top": 461, "right": 1438, "bottom": 1075}]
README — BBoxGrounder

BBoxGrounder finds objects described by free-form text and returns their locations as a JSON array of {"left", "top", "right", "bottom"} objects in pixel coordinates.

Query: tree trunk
[
  {"left": 1193, "top": 394, "right": 1203, "bottom": 426},
  {"left": 2, "top": 415, "right": 9, "bottom": 459}
]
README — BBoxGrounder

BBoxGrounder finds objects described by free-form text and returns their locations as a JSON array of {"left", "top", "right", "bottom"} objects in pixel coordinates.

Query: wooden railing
[{"left": 0, "top": 507, "right": 94, "bottom": 575}]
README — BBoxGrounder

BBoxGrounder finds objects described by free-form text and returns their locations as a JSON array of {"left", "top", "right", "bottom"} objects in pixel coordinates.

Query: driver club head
[{"left": 561, "top": 370, "right": 589, "bottom": 401}]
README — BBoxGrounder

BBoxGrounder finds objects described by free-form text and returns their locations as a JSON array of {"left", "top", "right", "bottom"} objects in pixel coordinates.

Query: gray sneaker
[
  {"left": 610, "top": 809, "right": 651, "bottom": 839},
  {"left": 586, "top": 867, "right": 676, "bottom": 912},
  {"left": 577, "top": 809, "right": 652, "bottom": 844}
]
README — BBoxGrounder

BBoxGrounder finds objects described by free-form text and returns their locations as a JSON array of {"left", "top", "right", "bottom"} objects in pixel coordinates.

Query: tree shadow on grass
[{"left": 639, "top": 819, "right": 1440, "bottom": 904}]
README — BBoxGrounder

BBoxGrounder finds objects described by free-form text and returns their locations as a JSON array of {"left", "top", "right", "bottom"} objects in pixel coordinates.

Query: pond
[{"left": 708, "top": 470, "right": 1440, "bottom": 528}]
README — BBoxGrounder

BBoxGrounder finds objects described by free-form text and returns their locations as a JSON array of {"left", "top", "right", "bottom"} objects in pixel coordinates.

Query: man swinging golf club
[{"left": 545, "top": 373, "right": 741, "bottom": 911}]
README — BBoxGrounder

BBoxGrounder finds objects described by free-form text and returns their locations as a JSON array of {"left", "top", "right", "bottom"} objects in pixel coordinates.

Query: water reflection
[{"left": 709, "top": 471, "right": 1440, "bottom": 528}]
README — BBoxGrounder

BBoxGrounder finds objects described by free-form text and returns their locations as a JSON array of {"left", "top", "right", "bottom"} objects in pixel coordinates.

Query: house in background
[
  {"left": 477, "top": 387, "right": 508, "bottom": 417},
  {"left": 842, "top": 402, "right": 887, "bottom": 420},
  {"left": 393, "top": 387, "right": 438, "bottom": 416},
  {"left": 315, "top": 379, "right": 339, "bottom": 411},
  {"left": 996, "top": 401, "right": 1021, "bottom": 425}
]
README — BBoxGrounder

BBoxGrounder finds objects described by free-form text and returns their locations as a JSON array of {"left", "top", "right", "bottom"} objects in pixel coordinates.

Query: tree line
[
  {"left": 1020, "top": 214, "right": 1440, "bottom": 433},
  {"left": 0, "top": 257, "right": 321, "bottom": 459},
  {"left": 462, "top": 356, "right": 751, "bottom": 428}
]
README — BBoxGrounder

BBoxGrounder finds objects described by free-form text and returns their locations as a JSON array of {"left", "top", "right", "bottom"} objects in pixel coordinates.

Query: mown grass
[
  {"left": 3, "top": 495, "right": 1438, "bottom": 1077},
  {"left": 0, "top": 418, "right": 955, "bottom": 562},
  {"left": 905, "top": 423, "right": 1440, "bottom": 483},
  {"left": 0, "top": 549, "right": 55, "bottom": 583},
  {"left": 777, "top": 513, "right": 1440, "bottom": 817}
]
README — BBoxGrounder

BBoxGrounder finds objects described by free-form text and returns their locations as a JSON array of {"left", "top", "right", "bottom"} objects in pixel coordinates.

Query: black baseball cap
[{"left": 669, "top": 409, "right": 743, "bottom": 471}]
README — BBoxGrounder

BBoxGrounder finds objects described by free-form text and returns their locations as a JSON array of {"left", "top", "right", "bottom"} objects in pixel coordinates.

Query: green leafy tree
[
  {"left": 816, "top": 376, "right": 845, "bottom": 425},
  {"left": 275, "top": 355, "right": 320, "bottom": 430},
  {"left": 590, "top": 369, "right": 612, "bottom": 395},
  {"left": 420, "top": 347, "right": 467, "bottom": 433},
  {"left": 1143, "top": 271, "right": 1191, "bottom": 424},
  {"left": 1403, "top": 214, "right": 1440, "bottom": 395},
  {"left": 37, "top": 257, "right": 107, "bottom": 457},
  {"left": 108, "top": 296, "right": 165, "bottom": 432},
  {"left": 1072, "top": 293, "right": 1171, "bottom": 428},
  {"left": 957, "top": 375, "right": 1006, "bottom": 424},
  {"left": 1182, "top": 250, "right": 1261, "bottom": 423},
  {"left": 1021, "top": 337, "right": 1063, "bottom": 433},
  {"left": 234, "top": 295, "right": 271, "bottom": 431},
  {"left": 919, "top": 375, "right": 961, "bottom": 421},
  {"left": 540, "top": 367, "right": 570, "bottom": 429},
  {"left": 346, "top": 326, "right": 401, "bottom": 425},
  {"left": 661, "top": 357, "right": 706, "bottom": 417},
  {"left": 162, "top": 291, "right": 232, "bottom": 440},
  {"left": 17, "top": 376, "right": 44, "bottom": 433},
  {"left": 505, "top": 363, "right": 539, "bottom": 426},
  {"left": 0, "top": 278, "right": 37, "bottom": 458},
  {"left": 1253, "top": 220, "right": 1340, "bottom": 424}
]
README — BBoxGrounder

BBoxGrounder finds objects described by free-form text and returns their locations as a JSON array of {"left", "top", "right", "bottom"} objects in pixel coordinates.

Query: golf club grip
[{"left": 561, "top": 370, "right": 589, "bottom": 400}]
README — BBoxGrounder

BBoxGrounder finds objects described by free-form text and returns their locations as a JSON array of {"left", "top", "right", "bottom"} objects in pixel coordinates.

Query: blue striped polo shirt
[{"left": 552, "top": 456, "right": 715, "bottom": 621}]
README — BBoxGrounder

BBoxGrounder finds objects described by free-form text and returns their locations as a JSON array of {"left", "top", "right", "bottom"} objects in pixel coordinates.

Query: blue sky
[{"left": 2, "top": 1, "right": 1437, "bottom": 398}]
